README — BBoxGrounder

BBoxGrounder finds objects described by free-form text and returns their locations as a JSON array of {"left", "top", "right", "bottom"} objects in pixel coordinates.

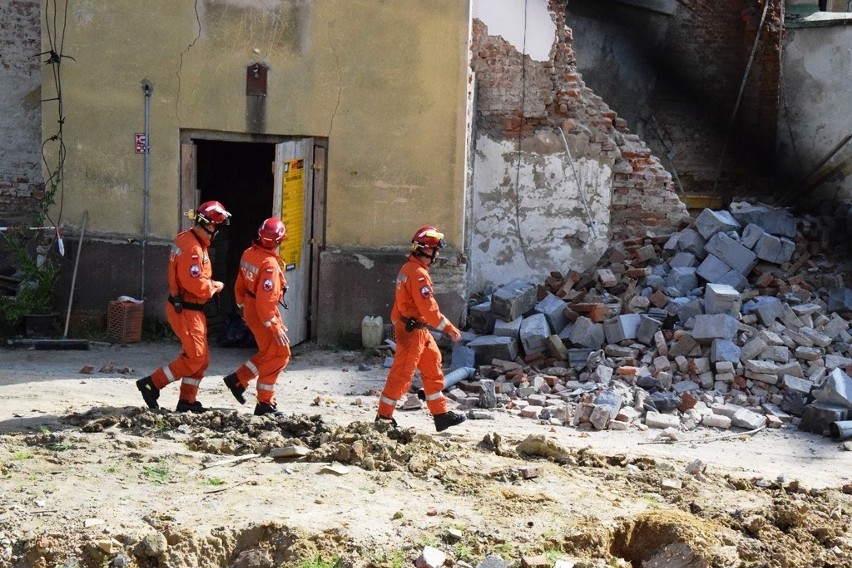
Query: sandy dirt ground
[{"left": 1, "top": 340, "right": 852, "bottom": 567}]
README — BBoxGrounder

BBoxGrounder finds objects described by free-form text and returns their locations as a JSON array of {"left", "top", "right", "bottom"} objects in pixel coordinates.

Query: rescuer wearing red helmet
[
  {"left": 375, "top": 226, "right": 467, "bottom": 432},
  {"left": 137, "top": 200, "right": 231, "bottom": 413},
  {"left": 221, "top": 217, "right": 291, "bottom": 416}
]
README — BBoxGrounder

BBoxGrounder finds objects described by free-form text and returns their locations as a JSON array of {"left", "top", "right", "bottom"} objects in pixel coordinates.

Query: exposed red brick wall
[
  {"left": 471, "top": 1, "right": 689, "bottom": 241},
  {"left": 0, "top": 0, "right": 42, "bottom": 225},
  {"left": 647, "top": 0, "right": 783, "bottom": 192}
]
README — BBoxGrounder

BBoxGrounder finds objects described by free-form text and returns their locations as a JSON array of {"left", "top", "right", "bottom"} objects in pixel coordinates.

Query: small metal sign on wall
[{"left": 246, "top": 62, "right": 268, "bottom": 96}]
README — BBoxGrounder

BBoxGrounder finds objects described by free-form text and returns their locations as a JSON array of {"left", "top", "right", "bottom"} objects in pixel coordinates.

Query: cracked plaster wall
[
  {"left": 777, "top": 19, "right": 852, "bottom": 207},
  {"left": 470, "top": 0, "right": 688, "bottom": 292}
]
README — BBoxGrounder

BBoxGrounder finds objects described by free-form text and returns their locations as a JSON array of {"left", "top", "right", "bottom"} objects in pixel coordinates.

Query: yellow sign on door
[{"left": 279, "top": 158, "right": 304, "bottom": 271}]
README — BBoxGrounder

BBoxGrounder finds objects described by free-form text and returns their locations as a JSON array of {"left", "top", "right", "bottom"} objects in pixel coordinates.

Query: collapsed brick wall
[
  {"left": 471, "top": 1, "right": 689, "bottom": 242},
  {"left": 0, "top": 0, "right": 42, "bottom": 225}
]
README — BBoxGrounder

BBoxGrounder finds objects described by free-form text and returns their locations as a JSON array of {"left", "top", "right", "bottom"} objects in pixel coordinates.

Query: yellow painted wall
[{"left": 42, "top": 0, "right": 470, "bottom": 248}]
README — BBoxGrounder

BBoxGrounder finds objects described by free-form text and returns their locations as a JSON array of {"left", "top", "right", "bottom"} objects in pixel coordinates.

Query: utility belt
[
  {"left": 400, "top": 317, "right": 427, "bottom": 332},
  {"left": 168, "top": 295, "right": 206, "bottom": 313}
]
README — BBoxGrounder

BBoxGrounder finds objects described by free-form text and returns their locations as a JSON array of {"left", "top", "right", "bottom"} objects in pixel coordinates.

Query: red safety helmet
[
  {"left": 257, "top": 217, "right": 286, "bottom": 249},
  {"left": 195, "top": 201, "right": 232, "bottom": 226},
  {"left": 411, "top": 226, "right": 445, "bottom": 251}
]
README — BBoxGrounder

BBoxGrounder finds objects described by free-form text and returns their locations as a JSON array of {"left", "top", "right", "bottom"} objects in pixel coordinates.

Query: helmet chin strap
[
  {"left": 413, "top": 246, "right": 437, "bottom": 262},
  {"left": 199, "top": 222, "right": 219, "bottom": 240}
]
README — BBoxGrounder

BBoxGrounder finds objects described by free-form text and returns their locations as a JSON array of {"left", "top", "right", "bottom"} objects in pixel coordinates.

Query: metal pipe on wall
[{"left": 141, "top": 79, "right": 153, "bottom": 301}]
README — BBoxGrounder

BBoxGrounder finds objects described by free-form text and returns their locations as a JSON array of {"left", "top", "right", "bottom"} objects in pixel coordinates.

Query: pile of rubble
[{"left": 450, "top": 202, "right": 852, "bottom": 437}]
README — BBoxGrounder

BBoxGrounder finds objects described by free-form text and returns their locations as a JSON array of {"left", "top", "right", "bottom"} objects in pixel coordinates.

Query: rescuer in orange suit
[
  {"left": 136, "top": 201, "right": 231, "bottom": 413},
  {"left": 222, "top": 218, "right": 291, "bottom": 416},
  {"left": 376, "top": 226, "right": 467, "bottom": 432}
]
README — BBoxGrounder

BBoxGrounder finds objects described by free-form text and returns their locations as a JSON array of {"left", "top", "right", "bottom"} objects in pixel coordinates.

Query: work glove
[
  {"left": 444, "top": 323, "right": 462, "bottom": 343},
  {"left": 273, "top": 324, "right": 290, "bottom": 346},
  {"left": 211, "top": 280, "right": 224, "bottom": 294}
]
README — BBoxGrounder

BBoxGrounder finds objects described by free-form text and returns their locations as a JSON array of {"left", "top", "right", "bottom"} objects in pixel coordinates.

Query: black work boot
[
  {"left": 254, "top": 401, "right": 282, "bottom": 416},
  {"left": 176, "top": 399, "right": 207, "bottom": 413},
  {"left": 223, "top": 373, "right": 246, "bottom": 404},
  {"left": 433, "top": 411, "right": 466, "bottom": 432},
  {"left": 136, "top": 376, "right": 160, "bottom": 410},
  {"left": 374, "top": 414, "right": 398, "bottom": 428}
]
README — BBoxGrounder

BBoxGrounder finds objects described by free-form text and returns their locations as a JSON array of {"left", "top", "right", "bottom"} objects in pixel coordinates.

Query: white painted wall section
[
  {"left": 470, "top": 134, "right": 612, "bottom": 291},
  {"left": 473, "top": 0, "right": 555, "bottom": 62}
]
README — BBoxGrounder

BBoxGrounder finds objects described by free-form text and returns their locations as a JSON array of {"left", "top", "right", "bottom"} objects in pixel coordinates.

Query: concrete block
[
  {"left": 731, "top": 407, "right": 766, "bottom": 430},
  {"left": 822, "top": 315, "right": 849, "bottom": 340},
  {"left": 776, "top": 361, "right": 804, "bottom": 378},
  {"left": 493, "top": 316, "right": 522, "bottom": 339},
  {"left": 717, "top": 269, "right": 749, "bottom": 292},
  {"left": 669, "top": 334, "right": 699, "bottom": 357},
  {"left": 676, "top": 299, "right": 704, "bottom": 325},
  {"left": 827, "top": 287, "right": 852, "bottom": 314},
  {"left": 675, "top": 228, "right": 707, "bottom": 257},
  {"left": 729, "top": 201, "right": 797, "bottom": 237},
  {"left": 534, "top": 293, "right": 568, "bottom": 334},
  {"left": 740, "top": 223, "right": 765, "bottom": 249},
  {"left": 603, "top": 314, "right": 642, "bottom": 344},
  {"left": 545, "top": 334, "right": 569, "bottom": 361},
  {"left": 695, "top": 209, "right": 741, "bottom": 240},
  {"left": 781, "top": 390, "right": 808, "bottom": 416},
  {"left": 711, "top": 339, "right": 741, "bottom": 364},
  {"left": 696, "top": 254, "right": 732, "bottom": 284},
  {"left": 468, "top": 301, "right": 495, "bottom": 334},
  {"left": 568, "top": 348, "right": 595, "bottom": 370},
  {"left": 759, "top": 345, "right": 790, "bottom": 363},
  {"left": 692, "top": 314, "right": 738, "bottom": 342},
  {"left": 826, "top": 354, "right": 852, "bottom": 370},
  {"left": 636, "top": 315, "right": 663, "bottom": 346},
  {"left": 569, "top": 316, "right": 605, "bottom": 350},
  {"left": 753, "top": 233, "right": 795, "bottom": 264},
  {"left": 665, "top": 267, "right": 698, "bottom": 296},
  {"left": 645, "top": 412, "right": 681, "bottom": 429},
  {"left": 705, "top": 232, "right": 757, "bottom": 275},
  {"left": 744, "top": 296, "right": 784, "bottom": 326},
  {"left": 669, "top": 252, "right": 697, "bottom": 268},
  {"left": 519, "top": 313, "right": 550, "bottom": 355},
  {"left": 704, "top": 283, "right": 741, "bottom": 315},
  {"left": 702, "top": 414, "right": 732, "bottom": 428},
  {"left": 800, "top": 327, "right": 832, "bottom": 348},
  {"left": 491, "top": 279, "right": 537, "bottom": 322},
  {"left": 799, "top": 402, "right": 848, "bottom": 435},
  {"left": 467, "top": 335, "right": 519, "bottom": 365},
  {"left": 783, "top": 375, "right": 814, "bottom": 395}
]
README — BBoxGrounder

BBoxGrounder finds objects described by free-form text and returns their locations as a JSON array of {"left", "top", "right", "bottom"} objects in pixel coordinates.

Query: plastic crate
[{"left": 107, "top": 300, "right": 143, "bottom": 343}]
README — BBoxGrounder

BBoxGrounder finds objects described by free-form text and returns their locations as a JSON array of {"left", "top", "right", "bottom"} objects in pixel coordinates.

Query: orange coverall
[
  {"left": 231, "top": 242, "right": 290, "bottom": 405},
  {"left": 150, "top": 229, "right": 220, "bottom": 403},
  {"left": 378, "top": 254, "right": 458, "bottom": 418}
]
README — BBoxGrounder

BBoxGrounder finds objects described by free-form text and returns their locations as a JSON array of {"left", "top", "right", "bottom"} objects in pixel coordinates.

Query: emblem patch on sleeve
[
  {"left": 263, "top": 278, "right": 274, "bottom": 292},
  {"left": 189, "top": 265, "right": 202, "bottom": 278},
  {"left": 420, "top": 285, "right": 432, "bottom": 299}
]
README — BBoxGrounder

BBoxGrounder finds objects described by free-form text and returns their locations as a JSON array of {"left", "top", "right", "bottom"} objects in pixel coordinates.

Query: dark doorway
[{"left": 195, "top": 140, "right": 275, "bottom": 337}]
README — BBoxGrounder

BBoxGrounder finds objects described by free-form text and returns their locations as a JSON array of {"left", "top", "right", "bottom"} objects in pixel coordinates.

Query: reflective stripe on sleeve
[
  {"left": 263, "top": 319, "right": 276, "bottom": 328},
  {"left": 436, "top": 317, "right": 449, "bottom": 331}
]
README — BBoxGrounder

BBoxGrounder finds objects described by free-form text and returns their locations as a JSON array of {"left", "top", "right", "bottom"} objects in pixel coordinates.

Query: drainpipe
[{"left": 141, "top": 79, "right": 153, "bottom": 300}]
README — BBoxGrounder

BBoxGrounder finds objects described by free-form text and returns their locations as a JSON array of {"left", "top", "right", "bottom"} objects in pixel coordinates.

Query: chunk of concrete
[
  {"left": 729, "top": 201, "right": 797, "bottom": 237},
  {"left": 695, "top": 209, "right": 741, "bottom": 240},
  {"left": 534, "top": 293, "right": 568, "bottom": 334},
  {"left": 491, "top": 279, "right": 537, "bottom": 322},
  {"left": 519, "top": 313, "right": 550, "bottom": 355},
  {"left": 692, "top": 314, "right": 738, "bottom": 342},
  {"left": 467, "top": 335, "right": 519, "bottom": 365},
  {"left": 704, "top": 232, "right": 757, "bottom": 275},
  {"left": 704, "top": 283, "right": 741, "bottom": 315},
  {"left": 753, "top": 233, "right": 795, "bottom": 264},
  {"left": 603, "top": 314, "right": 642, "bottom": 344},
  {"left": 569, "top": 316, "right": 605, "bottom": 350}
]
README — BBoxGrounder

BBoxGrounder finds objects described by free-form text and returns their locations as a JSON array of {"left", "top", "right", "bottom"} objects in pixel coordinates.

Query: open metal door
[{"left": 273, "top": 139, "right": 314, "bottom": 345}]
